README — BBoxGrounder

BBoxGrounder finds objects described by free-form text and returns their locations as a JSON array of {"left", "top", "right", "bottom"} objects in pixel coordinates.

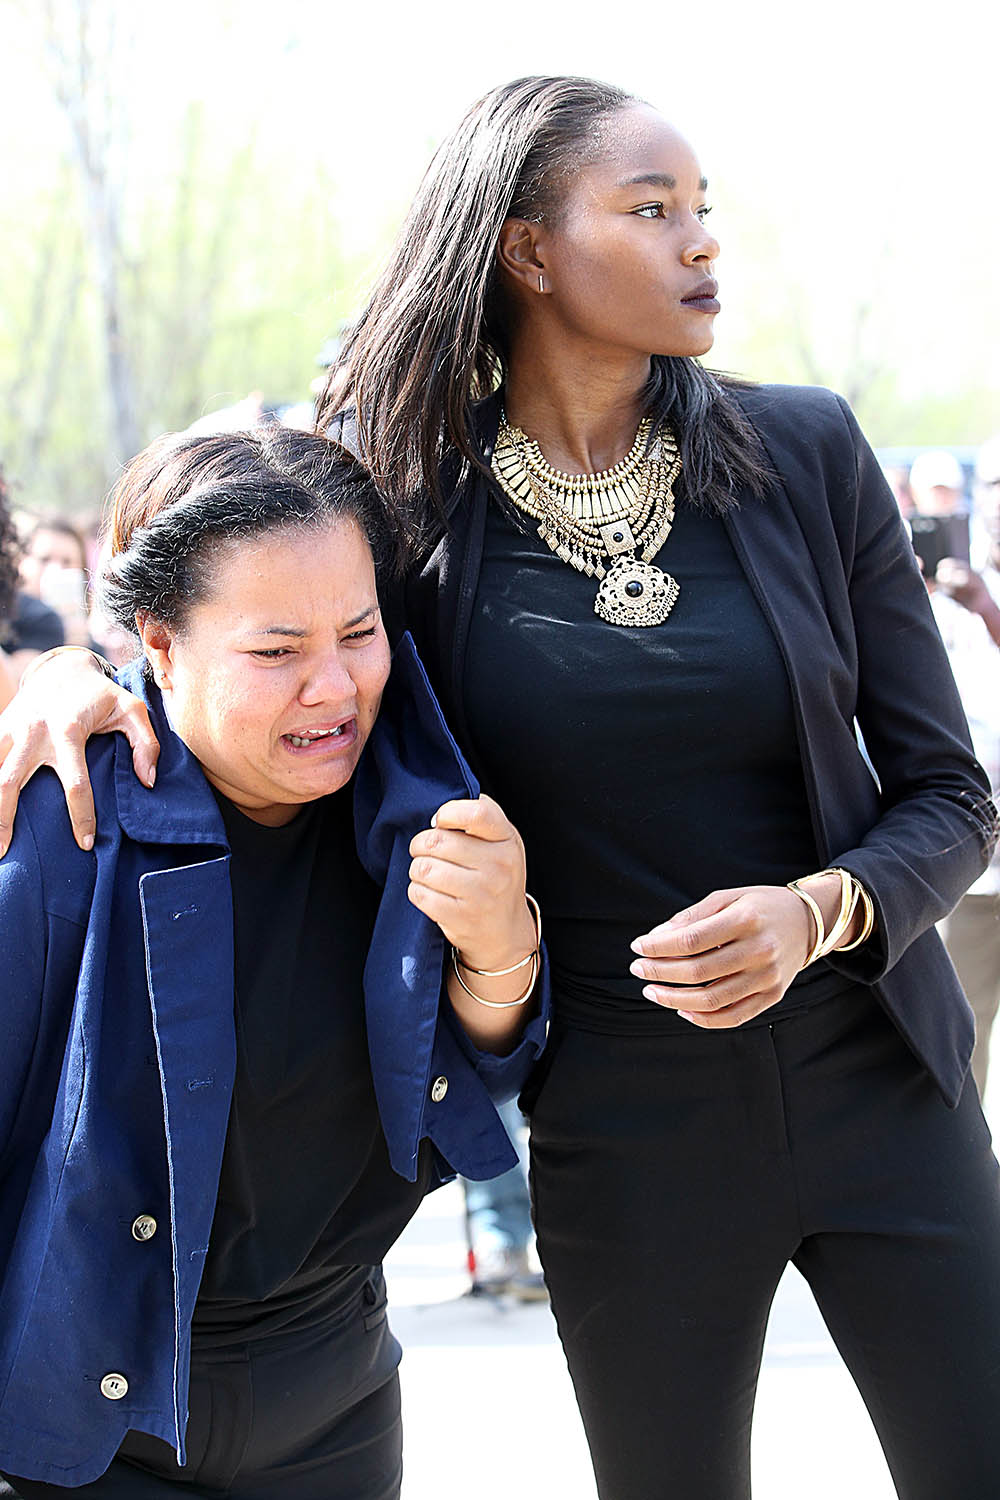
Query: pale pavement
[{"left": 386, "top": 1054, "right": 1000, "bottom": 1499}]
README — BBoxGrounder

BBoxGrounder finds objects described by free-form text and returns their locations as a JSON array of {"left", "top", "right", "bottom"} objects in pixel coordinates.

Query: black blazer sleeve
[{"left": 824, "top": 395, "right": 996, "bottom": 977}]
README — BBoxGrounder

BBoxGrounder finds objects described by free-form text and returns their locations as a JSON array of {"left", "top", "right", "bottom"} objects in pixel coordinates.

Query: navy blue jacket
[
  {"left": 0, "top": 634, "right": 548, "bottom": 1485},
  {"left": 357, "top": 386, "right": 996, "bottom": 1106}
]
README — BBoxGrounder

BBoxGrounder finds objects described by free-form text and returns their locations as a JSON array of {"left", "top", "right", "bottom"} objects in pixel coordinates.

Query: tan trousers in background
[{"left": 940, "top": 891, "right": 1000, "bottom": 1099}]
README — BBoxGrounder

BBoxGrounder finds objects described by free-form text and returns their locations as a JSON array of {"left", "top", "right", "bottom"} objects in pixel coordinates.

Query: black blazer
[{"left": 355, "top": 385, "right": 996, "bottom": 1106}]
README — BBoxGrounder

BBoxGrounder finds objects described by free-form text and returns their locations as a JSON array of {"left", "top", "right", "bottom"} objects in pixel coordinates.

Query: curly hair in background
[{"left": 0, "top": 466, "right": 21, "bottom": 641}]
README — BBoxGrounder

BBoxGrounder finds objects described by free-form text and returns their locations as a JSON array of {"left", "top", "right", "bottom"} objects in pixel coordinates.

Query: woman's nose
[
  {"left": 683, "top": 220, "right": 720, "bottom": 266},
  {"left": 298, "top": 655, "right": 357, "bottom": 706}
]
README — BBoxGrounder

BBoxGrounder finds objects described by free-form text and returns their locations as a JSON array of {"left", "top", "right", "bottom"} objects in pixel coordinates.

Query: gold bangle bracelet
[
  {"left": 837, "top": 882, "right": 876, "bottom": 950},
  {"left": 455, "top": 893, "right": 542, "bottom": 977},
  {"left": 450, "top": 946, "right": 538, "bottom": 1009},
  {"left": 794, "top": 868, "right": 876, "bottom": 958},
  {"left": 786, "top": 879, "right": 825, "bottom": 968}
]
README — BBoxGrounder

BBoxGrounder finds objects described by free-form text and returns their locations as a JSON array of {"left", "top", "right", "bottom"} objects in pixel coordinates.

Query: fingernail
[
  {"left": 81, "top": 834, "right": 94, "bottom": 851},
  {"left": 629, "top": 960, "right": 645, "bottom": 977},
  {"left": 630, "top": 938, "right": 646, "bottom": 955},
  {"left": 677, "top": 1011, "right": 696, "bottom": 1023},
  {"left": 146, "top": 766, "right": 156, "bottom": 789},
  {"left": 642, "top": 986, "right": 660, "bottom": 1003},
  {"left": 430, "top": 813, "right": 437, "bottom": 829}
]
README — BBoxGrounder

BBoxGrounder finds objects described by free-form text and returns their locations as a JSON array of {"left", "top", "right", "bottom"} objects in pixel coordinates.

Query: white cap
[{"left": 909, "top": 450, "right": 965, "bottom": 495}]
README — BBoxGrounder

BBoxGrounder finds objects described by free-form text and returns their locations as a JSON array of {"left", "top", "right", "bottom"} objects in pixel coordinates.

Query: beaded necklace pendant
[{"left": 491, "top": 414, "right": 682, "bottom": 626}]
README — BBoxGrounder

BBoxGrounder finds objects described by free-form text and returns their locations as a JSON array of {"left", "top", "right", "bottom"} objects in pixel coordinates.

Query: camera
[{"left": 909, "top": 515, "right": 969, "bottom": 580}]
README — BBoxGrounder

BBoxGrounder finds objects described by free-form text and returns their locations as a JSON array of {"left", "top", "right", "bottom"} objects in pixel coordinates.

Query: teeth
[{"left": 286, "top": 727, "right": 345, "bottom": 747}]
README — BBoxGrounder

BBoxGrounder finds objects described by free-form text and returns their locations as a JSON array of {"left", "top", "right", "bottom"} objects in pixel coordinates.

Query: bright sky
[{"left": 6, "top": 0, "right": 1000, "bottom": 414}]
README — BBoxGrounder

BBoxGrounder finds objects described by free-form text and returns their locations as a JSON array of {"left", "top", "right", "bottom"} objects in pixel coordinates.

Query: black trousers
[
  {"left": 529, "top": 986, "right": 1000, "bottom": 1500},
  {"left": 2, "top": 1273, "right": 402, "bottom": 1499}
]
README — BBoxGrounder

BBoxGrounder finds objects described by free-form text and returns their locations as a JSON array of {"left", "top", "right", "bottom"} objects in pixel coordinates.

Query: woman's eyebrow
[
  {"left": 617, "top": 172, "right": 709, "bottom": 192},
  {"left": 249, "top": 606, "right": 377, "bottom": 638}
]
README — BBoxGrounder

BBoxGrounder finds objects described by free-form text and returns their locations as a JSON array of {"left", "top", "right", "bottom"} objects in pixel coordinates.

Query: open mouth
[{"left": 281, "top": 722, "right": 356, "bottom": 751}]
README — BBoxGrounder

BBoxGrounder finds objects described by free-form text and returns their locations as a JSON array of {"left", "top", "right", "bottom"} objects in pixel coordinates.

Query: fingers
[
  {"left": 630, "top": 938, "right": 759, "bottom": 990},
  {"left": 632, "top": 889, "right": 749, "bottom": 958},
  {"left": 406, "top": 878, "right": 465, "bottom": 932},
  {"left": 675, "top": 993, "right": 778, "bottom": 1029},
  {"left": 50, "top": 739, "right": 99, "bottom": 852},
  {"left": 629, "top": 886, "right": 811, "bottom": 1027},
  {"left": 428, "top": 795, "right": 515, "bottom": 843},
  {"left": 408, "top": 794, "right": 533, "bottom": 968},
  {"left": 109, "top": 700, "right": 160, "bottom": 790},
  {"left": 408, "top": 827, "right": 482, "bottom": 871},
  {"left": 638, "top": 967, "right": 779, "bottom": 1017},
  {"left": 0, "top": 743, "right": 34, "bottom": 858},
  {"left": 408, "top": 854, "right": 482, "bottom": 904}
]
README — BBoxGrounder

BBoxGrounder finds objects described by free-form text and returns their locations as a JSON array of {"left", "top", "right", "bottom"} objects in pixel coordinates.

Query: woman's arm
[
  {"left": 630, "top": 395, "right": 996, "bottom": 1028},
  {"left": 825, "top": 397, "right": 995, "bottom": 973},
  {"left": 407, "top": 795, "right": 539, "bottom": 1052},
  {"left": 0, "top": 647, "right": 160, "bottom": 857}
]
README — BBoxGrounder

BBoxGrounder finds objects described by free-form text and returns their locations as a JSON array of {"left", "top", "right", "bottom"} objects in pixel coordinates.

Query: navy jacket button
[
  {"left": 131, "top": 1215, "right": 157, "bottom": 1241},
  {"left": 430, "top": 1076, "right": 449, "bottom": 1103},
  {"left": 100, "top": 1373, "right": 129, "bottom": 1400}
]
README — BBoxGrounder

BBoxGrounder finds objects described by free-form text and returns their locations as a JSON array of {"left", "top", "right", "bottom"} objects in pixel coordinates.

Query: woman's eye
[
  {"left": 696, "top": 205, "right": 713, "bottom": 222},
  {"left": 634, "top": 202, "right": 664, "bottom": 219}
]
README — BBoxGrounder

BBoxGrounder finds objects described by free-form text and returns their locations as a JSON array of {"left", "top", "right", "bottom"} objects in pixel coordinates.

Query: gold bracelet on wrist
[
  {"left": 455, "top": 894, "right": 542, "bottom": 977},
  {"left": 788, "top": 868, "right": 876, "bottom": 969},
  {"left": 451, "top": 947, "right": 539, "bottom": 1009},
  {"left": 836, "top": 880, "right": 876, "bottom": 950},
  {"left": 786, "top": 879, "right": 826, "bottom": 968}
]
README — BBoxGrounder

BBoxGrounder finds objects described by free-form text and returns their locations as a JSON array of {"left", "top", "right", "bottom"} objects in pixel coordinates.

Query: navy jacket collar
[{"left": 114, "top": 661, "right": 228, "bottom": 848}]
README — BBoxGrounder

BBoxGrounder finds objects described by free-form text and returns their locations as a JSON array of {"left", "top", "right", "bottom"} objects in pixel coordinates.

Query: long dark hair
[
  {"left": 100, "top": 427, "right": 400, "bottom": 640},
  {"left": 317, "top": 75, "right": 772, "bottom": 530}
]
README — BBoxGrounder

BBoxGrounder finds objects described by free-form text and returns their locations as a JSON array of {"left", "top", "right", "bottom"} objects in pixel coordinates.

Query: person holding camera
[{"left": 928, "top": 437, "right": 1000, "bottom": 1095}]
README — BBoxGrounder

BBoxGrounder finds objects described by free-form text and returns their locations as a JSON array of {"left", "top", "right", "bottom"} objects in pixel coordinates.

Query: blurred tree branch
[{"left": 40, "top": 0, "right": 140, "bottom": 463}]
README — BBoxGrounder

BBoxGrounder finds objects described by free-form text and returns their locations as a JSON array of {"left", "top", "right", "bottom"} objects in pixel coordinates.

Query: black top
[
  {"left": 464, "top": 495, "right": 852, "bottom": 1034},
  {"left": 192, "top": 787, "right": 432, "bottom": 1343}
]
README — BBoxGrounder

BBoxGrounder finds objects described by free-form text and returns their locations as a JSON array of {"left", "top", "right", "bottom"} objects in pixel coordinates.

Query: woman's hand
[
  {"left": 408, "top": 795, "right": 538, "bottom": 1050},
  {"left": 629, "top": 877, "right": 851, "bottom": 1029},
  {"left": 408, "top": 795, "right": 536, "bottom": 967},
  {"left": 0, "top": 649, "right": 160, "bottom": 857}
]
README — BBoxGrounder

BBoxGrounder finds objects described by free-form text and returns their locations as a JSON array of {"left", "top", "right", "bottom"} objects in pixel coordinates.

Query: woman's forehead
[
  {"left": 199, "top": 519, "right": 374, "bottom": 615},
  {"left": 586, "top": 107, "right": 704, "bottom": 187}
]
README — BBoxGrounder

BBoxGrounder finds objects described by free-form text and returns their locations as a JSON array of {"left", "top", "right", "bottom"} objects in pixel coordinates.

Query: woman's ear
[
  {"left": 136, "top": 613, "right": 175, "bottom": 692},
  {"left": 496, "top": 219, "right": 550, "bottom": 297}
]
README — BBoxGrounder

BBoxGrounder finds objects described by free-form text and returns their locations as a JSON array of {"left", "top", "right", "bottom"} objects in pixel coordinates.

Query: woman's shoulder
[
  {"left": 726, "top": 381, "right": 872, "bottom": 511},
  {"left": 2, "top": 747, "right": 111, "bottom": 925},
  {"left": 729, "top": 381, "right": 854, "bottom": 448}
]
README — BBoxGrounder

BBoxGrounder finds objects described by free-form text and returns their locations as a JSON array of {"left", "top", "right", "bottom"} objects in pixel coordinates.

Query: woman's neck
[{"left": 503, "top": 329, "right": 651, "bottom": 475}]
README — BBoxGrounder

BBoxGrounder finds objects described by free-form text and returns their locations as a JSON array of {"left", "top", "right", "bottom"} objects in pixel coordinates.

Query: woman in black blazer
[{"left": 3, "top": 76, "right": 999, "bottom": 1499}]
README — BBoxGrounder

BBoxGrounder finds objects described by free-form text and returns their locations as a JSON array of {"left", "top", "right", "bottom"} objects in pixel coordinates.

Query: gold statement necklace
[{"left": 491, "top": 412, "right": 683, "bottom": 627}]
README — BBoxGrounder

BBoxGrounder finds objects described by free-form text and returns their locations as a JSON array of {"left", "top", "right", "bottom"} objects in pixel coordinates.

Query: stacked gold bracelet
[
  {"left": 786, "top": 868, "right": 876, "bottom": 970},
  {"left": 451, "top": 894, "right": 542, "bottom": 1010}
]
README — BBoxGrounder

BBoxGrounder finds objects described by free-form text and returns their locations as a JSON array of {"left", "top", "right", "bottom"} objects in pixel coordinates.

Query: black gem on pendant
[
  {"left": 612, "top": 531, "right": 624, "bottom": 543},
  {"left": 624, "top": 579, "right": 644, "bottom": 598}
]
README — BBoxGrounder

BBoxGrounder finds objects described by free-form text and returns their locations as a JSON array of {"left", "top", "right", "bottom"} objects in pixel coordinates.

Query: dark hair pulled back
[
  {"left": 317, "top": 74, "right": 771, "bottom": 530},
  {"left": 100, "top": 426, "right": 400, "bottom": 640}
]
